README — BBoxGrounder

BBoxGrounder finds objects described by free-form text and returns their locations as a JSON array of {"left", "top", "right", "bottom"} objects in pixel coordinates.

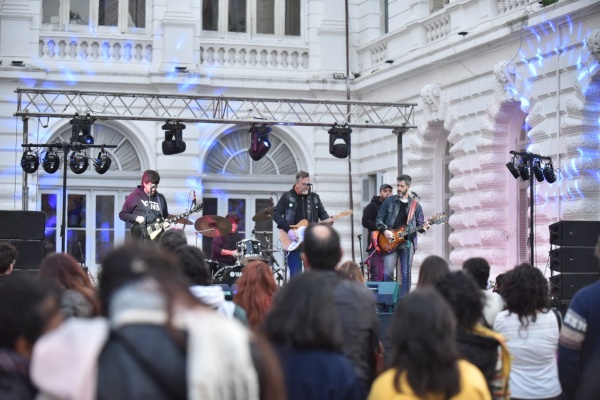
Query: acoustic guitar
[
  {"left": 375, "top": 213, "right": 447, "bottom": 254},
  {"left": 279, "top": 210, "right": 353, "bottom": 251},
  {"left": 130, "top": 204, "right": 203, "bottom": 241}
]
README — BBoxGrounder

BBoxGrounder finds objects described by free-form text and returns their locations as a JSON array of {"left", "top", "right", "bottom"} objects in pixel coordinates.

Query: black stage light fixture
[
  {"left": 248, "top": 124, "right": 272, "bottom": 161},
  {"left": 70, "top": 117, "right": 95, "bottom": 145},
  {"left": 531, "top": 159, "right": 545, "bottom": 182},
  {"left": 161, "top": 121, "right": 186, "bottom": 155},
  {"left": 93, "top": 149, "right": 112, "bottom": 174},
  {"left": 518, "top": 161, "right": 530, "bottom": 181},
  {"left": 21, "top": 148, "right": 39, "bottom": 173},
  {"left": 69, "top": 151, "right": 89, "bottom": 174},
  {"left": 41, "top": 149, "right": 60, "bottom": 174},
  {"left": 543, "top": 161, "right": 556, "bottom": 183},
  {"left": 506, "top": 157, "right": 520, "bottom": 179},
  {"left": 328, "top": 124, "right": 352, "bottom": 159}
]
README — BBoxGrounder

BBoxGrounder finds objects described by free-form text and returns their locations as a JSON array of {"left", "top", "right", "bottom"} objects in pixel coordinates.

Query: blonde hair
[{"left": 337, "top": 261, "right": 365, "bottom": 284}]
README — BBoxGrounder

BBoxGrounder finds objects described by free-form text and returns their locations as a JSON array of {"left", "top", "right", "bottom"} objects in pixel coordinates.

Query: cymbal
[
  {"left": 174, "top": 217, "right": 193, "bottom": 226},
  {"left": 194, "top": 215, "right": 232, "bottom": 237},
  {"left": 252, "top": 206, "right": 275, "bottom": 222}
]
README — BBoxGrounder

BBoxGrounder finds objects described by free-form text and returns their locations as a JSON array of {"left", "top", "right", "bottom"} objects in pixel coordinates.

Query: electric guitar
[
  {"left": 375, "top": 213, "right": 447, "bottom": 254},
  {"left": 131, "top": 204, "right": 203, "bottom": 241},
  {"left": 279, "top": 210, "right": 353, "bottom": 251}
]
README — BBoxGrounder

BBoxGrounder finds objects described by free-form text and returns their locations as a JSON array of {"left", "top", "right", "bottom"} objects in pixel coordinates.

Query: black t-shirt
[{"left": 392, "top": 200, "right": 409, "bottom": 228}]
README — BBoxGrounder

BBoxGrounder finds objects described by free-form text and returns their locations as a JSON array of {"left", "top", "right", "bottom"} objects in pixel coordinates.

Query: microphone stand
[{"left": 357, "top": 234, "right": 367, "bottom": 280}]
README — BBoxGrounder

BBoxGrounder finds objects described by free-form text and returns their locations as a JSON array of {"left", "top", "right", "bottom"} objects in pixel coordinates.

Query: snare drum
[{"left": 236, "top": 239, "right": 263, "bottom": 265}]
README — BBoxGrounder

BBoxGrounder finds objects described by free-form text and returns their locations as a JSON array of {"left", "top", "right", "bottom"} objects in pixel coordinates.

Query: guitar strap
[{"left": 406, "top": 198, "right": 418, "bottom": 226}]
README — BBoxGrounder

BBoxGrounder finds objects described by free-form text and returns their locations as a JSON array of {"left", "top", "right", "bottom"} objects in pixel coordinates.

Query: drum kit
[{"left": 193, "top": 206, "right": 283, "bottom": 285}]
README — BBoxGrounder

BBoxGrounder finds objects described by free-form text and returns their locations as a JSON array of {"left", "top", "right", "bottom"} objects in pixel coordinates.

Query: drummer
[{"left": 211, "top": 211, "right": 242, "bottom": 267}]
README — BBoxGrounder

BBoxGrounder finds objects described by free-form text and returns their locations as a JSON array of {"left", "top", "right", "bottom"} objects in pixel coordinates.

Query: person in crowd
[
  {"left": 494, "top": 263, "right": 562, "bottom": 400},
  {"left": 234, "top": 260, "right": 277, "bottom": 331},
  {"left": 558, "top": 235, "right": 600, "bottom": 400},
  {"left": 375, "top": 174, "right": 429, "bottom": 297},
  {"left": 416, "top": 254, "right": 450, "bottom": 288},
  {"left": 301, "top": 224, "right": 380, "bottom": 397},
  {"left": 0, "top": 274, "right": 63, "bottom": 400},
  {"left": 262, "top": 270, "right": 362, "bottom": 400},
  {"left": 435, "top": 271, "right": 511, "bottom": 400},
  {"left": 463, "top": 257, "right": 504, "bottom": 327},
  {"left": 368, "top": 287, "right": 491, "bottom": 400},
  {"left": 119, "top": 169, "right": 171, "bottom": 241},
  {"left": 30, "top": 243, "right": 271, "bottom": 400},
  {"left": 0, "top": 241, "right": 18, "bottom": 276},
  {"left": 159, "top": 228, "right": 188, "bottom": 254},
  {"left": 177, "top": 244, "right": 248, "bottom": 325},
  {"left": 273, "top": 170, "right": 333, "bottom": 278},
  {"left": 492, "top": 273, "right": 504, "bottom": 294},
  {"left": 337, "top": 260, "right": 366, "bottom": 284},
  {"left": 361, "top": 183, "right": 394, "bottom": 281},
  {"left": 38, "top": 253, "right": 101, "bottom": 318},
  {"left": 211, "top": 211, "right": 242, "bottom": 267}
]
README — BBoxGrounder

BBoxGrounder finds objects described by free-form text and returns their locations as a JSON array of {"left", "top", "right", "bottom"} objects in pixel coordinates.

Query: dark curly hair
[
  {"left": 435, "top": 271, "right": 484, "bottom": 331},
  {"left": 498, "top": 263, "right": 550, "bottom": 327}
]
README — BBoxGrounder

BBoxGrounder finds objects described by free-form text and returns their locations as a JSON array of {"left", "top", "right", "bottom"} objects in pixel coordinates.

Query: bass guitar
[
  {"left": 375, "top": 213, "right": 447, "bottom": 254},
  {"left": 279, "top": 210, "right": 353, "bottom": 251},
  {"left": 131, "top": 204, "right": 204, "bottom": 241}
]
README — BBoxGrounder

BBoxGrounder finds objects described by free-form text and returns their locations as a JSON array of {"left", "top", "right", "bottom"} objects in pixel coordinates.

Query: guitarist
[
  {"left": 361, "top": 183, "right": 394, "bottom": 281},
  {"left": 119, "top": 170, "right": 170, "bottom": 241},
  {"left": 375, "top": 174, "right": 429, "bottom": 299},
  {"left": 273, "top": 171, "right": 333, "bottom": 278}
]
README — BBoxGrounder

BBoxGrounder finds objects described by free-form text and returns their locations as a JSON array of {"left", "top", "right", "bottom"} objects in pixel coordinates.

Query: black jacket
[
  {"left": 273, "top": 187, "right": 329, "bottom": 232},
  {"left": 362, "top": 196, "right": 383, "bottom": 233}
]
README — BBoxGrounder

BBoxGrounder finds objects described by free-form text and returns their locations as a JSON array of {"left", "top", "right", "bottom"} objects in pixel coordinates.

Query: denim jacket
[{"left": 375, "top": 195, "right": 424, "bottom": 249}]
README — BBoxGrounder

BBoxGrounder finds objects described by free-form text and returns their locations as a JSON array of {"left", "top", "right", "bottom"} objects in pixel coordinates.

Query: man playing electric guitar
[
  {"left": 119, "top": 169, "right": 171, "bottom": 241},
  {"left": 273, "top": 170, "right": 333, "bottom": 278},
  {"left": 375, "top": 174, "right": 429, "bottom": 299}
]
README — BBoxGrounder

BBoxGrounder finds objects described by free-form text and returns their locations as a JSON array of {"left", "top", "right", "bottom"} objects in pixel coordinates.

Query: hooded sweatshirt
[{"left": 119, "top": 185, "right": 169, "bottom": 225}]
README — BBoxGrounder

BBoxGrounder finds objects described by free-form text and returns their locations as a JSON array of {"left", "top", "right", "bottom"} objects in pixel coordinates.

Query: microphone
[
  {"left": 306, "top": 183, "right": 313, "bottom": 186},
  {"left": 192, "top": 190, "right": 196, "bottom": 206},
  {"left": 412, "top": 191, "right": 420, "bottom": 199}
]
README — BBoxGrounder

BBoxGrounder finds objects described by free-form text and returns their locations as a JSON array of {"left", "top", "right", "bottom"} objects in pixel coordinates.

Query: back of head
[
  {"left": 462, "top": 257, "right": 491, "bottom": 290},
  {"left": 177, "top": 245, "right": 211, "bottom": 286},
  {"left": 390, "top": 288, "right": 459, "bottom": 397},
  {"left": 0, "top": 274, "right": 62, "bottom": 353},
  {"left": 38, "top": 253, "right": 92, "bottom": 289},
  {"left": 0, "top": 241, "right": 18, "bottom": 274},
  {"left": 337, "top": 261, "right": 365, "bottom": 284},
  {"left": 159, "top": 229, "right": 188, "bottom": 253},
  {"left": 262, "top": 270, "right": 342, "bottom": 352},
  {"left": 498, "top": 263, "right": 550, "bottom": 322},
  {"left": 234, "top": 260, "right": 278, "bottom": 329},
  {"left": 302, "top": 224, "right": 341, "bottom": 270},
  {"left": 435, "top": 271, "right": 484, "bottom": 331},
  {"left": 416, "top": 255, "right": 449, "bottom": 288}
]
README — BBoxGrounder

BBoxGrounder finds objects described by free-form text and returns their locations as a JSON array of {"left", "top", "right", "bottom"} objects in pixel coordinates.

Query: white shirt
[
  {"left": 493, "top": 309, "right": 562, "bottom": 399},
  {"left": 482, "top": 290, "right": 504, "bottom": 327}
]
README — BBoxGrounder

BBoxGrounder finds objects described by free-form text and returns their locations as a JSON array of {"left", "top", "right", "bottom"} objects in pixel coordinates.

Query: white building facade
[{"left": 0, "top": 0, "right": 598, "bottom": 281}]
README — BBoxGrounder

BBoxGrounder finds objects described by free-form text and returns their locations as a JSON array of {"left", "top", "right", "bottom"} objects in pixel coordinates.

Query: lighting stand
[{"left": 22, "top": 142, "right": 117, "bottom": 254}]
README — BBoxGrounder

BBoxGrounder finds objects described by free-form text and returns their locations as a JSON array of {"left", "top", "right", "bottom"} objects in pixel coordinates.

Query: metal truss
[{"left": 14, "top": 88, "right": 417, "bottom": 129}]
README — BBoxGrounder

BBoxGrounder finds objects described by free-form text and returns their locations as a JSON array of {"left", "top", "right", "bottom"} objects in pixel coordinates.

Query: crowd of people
[{"left": 1, "top": 221, "right": 599, "bottom": 399}]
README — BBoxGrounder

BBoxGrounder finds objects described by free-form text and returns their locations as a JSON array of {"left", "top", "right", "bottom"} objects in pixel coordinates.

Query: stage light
[
  {"left": 93, "top": 149, "right": 112, "bottom": 174},
  {"left": 518, "top": 162, "right": 530, "bottom": 181},
  {"left": 70, "top": 117, "right": 95, "bottom": 145},
  {"left": 41, "top": 150, "right": 60, "bottom": 174},
  {"left": 328, "top": 124, "right": 352, "bottom": 159},
  {"left": 531, "top": 159, "right": 545, "bottom": 182},
  {"left": 543, "top": 161, "right": 556, "bottom": 183},
  {"left": 21, "top": 149, "right": 39, "bottom": 173},
  {"left": 248, "top": 124, "right": 272, "bottom": 161},
  {"left": 68, "top": 151, "right": 89, "bottom": 174},
  {"left": 506, "top": 157, "right": 520, "bottom": 179},
  {"left": 161, "top": 122, "right": 186, "bottom": 155}
]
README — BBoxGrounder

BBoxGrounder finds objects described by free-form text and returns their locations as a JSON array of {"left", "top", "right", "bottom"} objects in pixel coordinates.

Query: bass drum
[{"left": 213, "top": 263, "right": 244, "bottom": 286}]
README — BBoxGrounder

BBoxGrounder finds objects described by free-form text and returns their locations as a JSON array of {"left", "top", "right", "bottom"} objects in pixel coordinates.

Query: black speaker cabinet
[
  {"left": 550, "top": 273, "right": 600, "bottom": 300},
  {"left": 550, "top": 246, "right": 599, "bottom": 273},
  {"left": 549, "top": 220, "right": 600, "bottom": 247},
  {"left": 0, "top": 211, "right": 45, "bottom": 241},
  {"left": 10, "top": 240, "right": 45, "bottom": 270}
]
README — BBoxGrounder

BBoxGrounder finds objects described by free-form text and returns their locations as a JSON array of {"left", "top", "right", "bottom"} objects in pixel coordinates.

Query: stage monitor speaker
[
  {"left": 550, "top": 246, "right": 599, "bottom": 273},
  {"left": 10, "top": 240, "right": 45, "bottom": 270},
  {"left": 0, "top": 211, "right": 45, "bottom": 241},
  {"left": 366, "top": 282, "right": 399, "bottom": 305},
  {"left": 549, "top": 220, "right": 600, "bottom": 247},
  {"left": 550, "top": 273, "right": 600, "bottom": 300}
]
